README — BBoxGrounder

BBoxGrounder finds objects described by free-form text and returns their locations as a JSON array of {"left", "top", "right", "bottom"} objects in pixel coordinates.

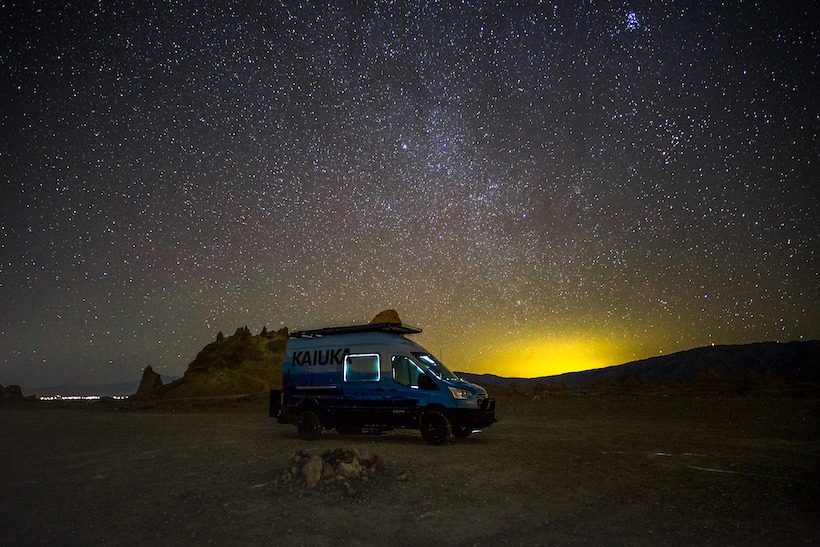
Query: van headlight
[{"left": 448, "top": 387, "right": 471, "bottom": 399}]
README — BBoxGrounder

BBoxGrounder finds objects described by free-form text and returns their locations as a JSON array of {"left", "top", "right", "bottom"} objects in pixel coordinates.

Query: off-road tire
[
  {"left": 296, "top": 410, "right": 322, "bottom": 440},
  {"left": 420, "top": 410, "right": 451, "bottom": 445}
]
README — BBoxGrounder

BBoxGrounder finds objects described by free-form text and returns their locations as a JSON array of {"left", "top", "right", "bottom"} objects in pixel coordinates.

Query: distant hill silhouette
[
  {"left": 458, "top": 341, "right": 820, "bottom": 391},
  {"left": 20, "top": 335, "right": 818, "bottom": 399}
]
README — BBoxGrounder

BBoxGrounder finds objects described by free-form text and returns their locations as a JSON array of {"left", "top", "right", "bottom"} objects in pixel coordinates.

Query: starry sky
[{"left": 1, "top": 1, "right": 818, "bottom": 388}]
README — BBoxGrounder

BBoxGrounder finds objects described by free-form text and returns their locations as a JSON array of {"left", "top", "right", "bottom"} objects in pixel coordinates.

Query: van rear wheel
[
  {"left": 420, "top": 410, "right": 451, "bottom": 445},
  {"left": 296, "top": 410, "right": 322, "bottom": 440}
]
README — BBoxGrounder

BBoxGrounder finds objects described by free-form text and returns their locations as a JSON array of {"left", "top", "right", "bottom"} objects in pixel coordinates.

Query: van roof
[{"left": 291, "top": 322, "right": 422, "bottom": 338}]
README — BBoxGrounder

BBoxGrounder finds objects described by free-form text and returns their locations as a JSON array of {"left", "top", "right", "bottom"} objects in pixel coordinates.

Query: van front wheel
[
  {"left": 296, "top": 410, "right": 322, "bottom": 440},
  {"left": 420, "top": 410, "right": 451, "bottom": 445}
]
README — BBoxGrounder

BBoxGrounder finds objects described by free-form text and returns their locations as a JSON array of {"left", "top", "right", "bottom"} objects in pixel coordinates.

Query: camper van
[{"left": 270, "top": 322, "right": 496, "bottom": 445}]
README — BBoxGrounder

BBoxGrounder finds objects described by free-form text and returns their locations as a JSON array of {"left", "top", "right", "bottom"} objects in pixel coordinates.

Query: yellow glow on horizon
[{"left": 469, "top": 336, "right": 631, "bottom": 378}]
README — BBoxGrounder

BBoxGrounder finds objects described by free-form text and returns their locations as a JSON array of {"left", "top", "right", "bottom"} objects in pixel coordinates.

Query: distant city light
[{"left": 37, "top": 395, "right": 130, "bottom": 401}]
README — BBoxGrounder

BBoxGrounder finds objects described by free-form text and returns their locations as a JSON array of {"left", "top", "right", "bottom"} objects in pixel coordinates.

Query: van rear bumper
[{"left": 270, "top": 389, "right": 293, "bottom": 422}]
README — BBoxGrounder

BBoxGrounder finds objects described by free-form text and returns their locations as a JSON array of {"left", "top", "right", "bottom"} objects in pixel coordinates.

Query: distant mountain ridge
[{"left": 458, "top": 341, "right": 820, "bottom": 390}]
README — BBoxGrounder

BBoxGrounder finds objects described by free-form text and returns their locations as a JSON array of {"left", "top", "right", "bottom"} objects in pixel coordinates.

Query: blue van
[{"left": 270, "top": 322, "right": 496, "bottom": 445}]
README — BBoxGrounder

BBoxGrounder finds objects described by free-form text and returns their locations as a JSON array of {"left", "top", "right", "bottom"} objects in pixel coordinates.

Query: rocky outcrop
[{"left": 148, "top": 326, "right": 289, "bottom": 399}]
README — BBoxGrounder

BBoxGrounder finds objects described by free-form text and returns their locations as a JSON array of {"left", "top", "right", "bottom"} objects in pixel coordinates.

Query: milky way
[{"left": 1, "top": 2, "right": 817, "bottom": 386}]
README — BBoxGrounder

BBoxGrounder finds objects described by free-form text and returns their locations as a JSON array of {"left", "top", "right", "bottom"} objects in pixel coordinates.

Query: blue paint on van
[{"left": 270, "top": 322, "right": 496, "bottom": 445}]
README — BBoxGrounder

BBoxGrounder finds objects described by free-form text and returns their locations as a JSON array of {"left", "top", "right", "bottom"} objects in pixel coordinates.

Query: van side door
[{"left": 388, "top": 355, "right": 438, "bottom": 421}]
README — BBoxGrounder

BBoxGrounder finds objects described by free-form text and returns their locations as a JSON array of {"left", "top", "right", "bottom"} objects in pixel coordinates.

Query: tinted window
[
  {"left": 344, "top": 353, "right": 380, "bottom": 382},
  {"left": 392, "top": 356, "right": 415, "bottom": 387},
  {"left": 392, "top": 355, "right": 436, "bottom": 389}
]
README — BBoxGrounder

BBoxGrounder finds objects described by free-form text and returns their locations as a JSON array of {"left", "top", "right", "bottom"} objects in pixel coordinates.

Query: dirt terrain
[{"left": 2, "top": 393, "right": 818, "bottom": 546}]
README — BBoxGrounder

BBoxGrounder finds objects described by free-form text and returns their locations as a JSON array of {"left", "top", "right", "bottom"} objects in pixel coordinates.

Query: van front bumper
[{"left": 449, "top": 397, "right": 496, "bottom": 429}]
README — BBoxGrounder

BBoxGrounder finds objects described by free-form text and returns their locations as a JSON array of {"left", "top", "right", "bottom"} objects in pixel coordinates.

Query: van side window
[
  {"left": 392, "top": 355, "right": 436, "bottom": 390},
  {"left": 344, "top": 353, "right": 380, "bottom": 382},
  {"left": 392, "top": 356, "right": 414, "bottom": 386}
]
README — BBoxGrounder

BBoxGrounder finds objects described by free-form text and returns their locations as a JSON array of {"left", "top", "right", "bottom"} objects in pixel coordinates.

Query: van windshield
[{"left": 412, "top": 353, "right": 458, "bottom": 381}]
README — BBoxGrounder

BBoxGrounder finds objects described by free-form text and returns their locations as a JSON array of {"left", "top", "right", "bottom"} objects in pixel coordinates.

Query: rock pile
[{"left": 280, "top": 448, "right": 383, "bottom": 491}]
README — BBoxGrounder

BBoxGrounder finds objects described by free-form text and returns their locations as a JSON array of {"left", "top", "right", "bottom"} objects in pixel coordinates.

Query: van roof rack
[{"left": 291, "top": 322, "right": 422, "bottom": 338}]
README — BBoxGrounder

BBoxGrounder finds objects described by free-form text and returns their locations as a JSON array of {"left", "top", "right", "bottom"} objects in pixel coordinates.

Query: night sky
[{"left": 1, "top": 1, "right": 818, "bottom": 388}]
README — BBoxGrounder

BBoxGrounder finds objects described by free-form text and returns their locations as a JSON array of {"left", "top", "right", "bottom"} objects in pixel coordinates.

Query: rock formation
[
  {"left": 143, "top": 325, "right": 289, "bottom": 399},
  {"left": 370, "top": 309, "right": 402, "bottom": 324},
  {"left": 134, "top": 365, "right": 164, "bottom": 398}
]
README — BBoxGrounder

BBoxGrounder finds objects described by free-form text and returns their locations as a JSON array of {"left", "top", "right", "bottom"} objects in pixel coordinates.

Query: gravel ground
[{"left": 2, "top": 393, "right": 818, "bottom": 546}]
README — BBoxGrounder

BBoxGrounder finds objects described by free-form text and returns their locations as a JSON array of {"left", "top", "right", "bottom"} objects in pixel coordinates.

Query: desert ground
[{"left": 2, "top": 392, "right": 818, "bottom": 546}]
